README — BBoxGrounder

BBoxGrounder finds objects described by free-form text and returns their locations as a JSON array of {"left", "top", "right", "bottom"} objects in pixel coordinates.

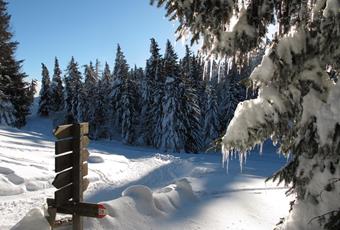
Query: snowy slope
[{"left": 0, "top": 114, "right": 291, "bottom": 230}]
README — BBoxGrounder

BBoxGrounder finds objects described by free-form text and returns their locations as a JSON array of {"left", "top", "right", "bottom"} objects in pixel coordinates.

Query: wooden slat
[
  {"left": 54, "top": 201, "right": 105, "bottom": 218},
  {"left": 52, "top": 168, "right": 73, "bottom": 189},
  {"left": 55, "top": 183, "right": 73, "bottom": 206},
  {"left": 76, "top": 202, "right": 105, "bottom": 218},
  {"left": 55, "top": 138, "right": 73, "bottom": 155},
  {"left": 54, "top": 122, "right": 88, "bottom": 140},
  {"left": 55, "top": 150, "right": 88, "bottom": 173},
  {"left": 52, "top": 163, "right": 88, "bottom": 189},
  {"left": 47, "top": 198, "right": 55, "bottom": 207},
  {"left": 55, "top": 153, "right": 73, "bottom": 172},
  {"left": 54, "top": 124, "right": 74, "bottom": 139}
]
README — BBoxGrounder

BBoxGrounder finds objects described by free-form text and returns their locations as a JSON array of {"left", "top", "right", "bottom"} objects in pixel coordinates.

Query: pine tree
[
  {"left": 50, "top": 57, "right": 64, "bottom": 112},
  {"left": 217, "top": 65, "right": 245, "bottom": 134},
  {"left": 38, "top": 63, "right": 51, "bottom": 116},
  {"left": 64, "top": 57, "right": 82, "bottom": 123},
  {"left": 153, "top": 1, "right": 340, "bottom": 229},
  {"left": 160, "top": 40, "right": 185, "bottom": 152},
  {"left": 79, "top": 62, "right": 97, "bottom": 123},
  {"left": 110, "top": 45, "right": 129, "bottom": 135},
  {"left": 121, "top": 72, "right": 138, "bottom": 144},
  {"left": 142, "top": 38, "right": 162, "bottom": 146},
  {"left": 203, "top": 81, "right": 219, "bottom": 149},
  {"left": 180, "top": 45, "right": 202, "bottom": 153},
  {"left": 0, "top": 72, "right": 15, "bottom": 125},
  {"left": 28, "top": 79, "right": 37, "bottom": 105},
  {"left": 0, "top": 0, "right": 31, "bottom": 127},
  {"left": 93, "top": 62, "right": 111, "bottom": 139}
]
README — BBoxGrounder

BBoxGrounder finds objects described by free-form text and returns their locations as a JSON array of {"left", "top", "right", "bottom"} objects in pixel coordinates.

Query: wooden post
[
  {"left": 48, "top": 123, "right": 106, "bottom": 229},
  {"left": 72, "top": 123, "right": 83, "bottom": 230}
]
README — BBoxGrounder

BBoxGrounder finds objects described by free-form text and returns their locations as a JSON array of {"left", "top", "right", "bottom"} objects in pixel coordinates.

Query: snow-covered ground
[{"left": 0, "top": 113, "right": 291, "bottom": 230}]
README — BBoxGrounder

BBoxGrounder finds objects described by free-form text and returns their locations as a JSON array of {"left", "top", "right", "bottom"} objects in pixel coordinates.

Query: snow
[
  {"left": 250, "top": 54, "right": 275, "bottom": 85},
  {"left": 323, "top": 0, "right": 340, "bottom": 17},
  {"left": 0, "top": 112, "right": 291, "bottom": 229},
  {"left": 276, "top": 29, "right": 306, "bottom": 67}
]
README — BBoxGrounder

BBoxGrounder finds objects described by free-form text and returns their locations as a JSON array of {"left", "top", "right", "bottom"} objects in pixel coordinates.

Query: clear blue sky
[{"left": 7, "top": 0, "right": 195, "bottom": 81}]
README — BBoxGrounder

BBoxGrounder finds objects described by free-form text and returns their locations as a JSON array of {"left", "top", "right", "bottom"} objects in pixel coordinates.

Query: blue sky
[{"left": 7, "top": 0, "right": 194, "bottom": 81}]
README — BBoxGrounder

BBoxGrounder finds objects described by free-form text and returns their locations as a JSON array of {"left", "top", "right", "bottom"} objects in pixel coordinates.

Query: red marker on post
[{"left": 97, "top": 204, "right": 107, "bottom": 218}]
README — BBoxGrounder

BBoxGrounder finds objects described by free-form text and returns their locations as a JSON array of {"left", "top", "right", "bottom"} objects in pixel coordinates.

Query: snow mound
[
  {"left": 190, "top": 166, "right": 216, "bottom": 177},
  {"left": 121, "top": 178, "right": 195, "bottom": 217},
  {"left": 88, "top": 155, "right": 105, "bottom": 164},
  {"left": 122, "top": 185, "right": 163, "bottom": 216},
  {"left": 154, "top": 178, "right": 196, "bottom": 213},
  {"left": 0, "top": 175, "right": 25, "bottom": 196},
  {"left": 13, "top": 179, "right": 196, "bottom": 230},
  {"left": 11, "top": 208, "right": 50, "bottom": 230}
]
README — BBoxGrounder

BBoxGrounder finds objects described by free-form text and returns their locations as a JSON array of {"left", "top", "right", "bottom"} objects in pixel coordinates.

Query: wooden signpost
[{"left": 47, "top": 123, "right": 107, "bottom": 230}]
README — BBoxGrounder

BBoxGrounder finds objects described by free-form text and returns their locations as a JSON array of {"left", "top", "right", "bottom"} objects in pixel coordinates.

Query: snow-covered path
[{"left": 0, "top": 116, "right": 291, "bottom": 230}]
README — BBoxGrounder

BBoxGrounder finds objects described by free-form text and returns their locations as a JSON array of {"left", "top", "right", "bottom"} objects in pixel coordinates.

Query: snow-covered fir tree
[
  {"left": 142, "top": 38, "right": 163, "bottom": 146},
  {"left": 110, "top": 45, "right": 129, "bottom": 135},
  {"left": 0, "top": 0, "right": 31, "bottom": 127},
  {"left": 152, "top": 0, "right": 340, "bottom": 229},
  {"left": 64, "top": 57, "right": 82, "bottom": 123},
  {"left": 203, "top": 81, "right": 220, "bottom": 149},
  {"left": 92, "top": 62, "right": 111, "bottom": 139},
  {"left": 50, "top": 57, "right": 64, "bottom": 112},
  {"left": 79, "top": 62, "right": 97, "bottom": 123},
  {"left": 0, "top": 73, "right": 15, "bottom": 125},
  {"left": 160, "top": 40, "right": 185, "bottom": 152},
  {"left": 180, "top": 46, "right": 202, "bottom": 153},
  {"left": 217, "top": 64, "right": 245, "bottom": 134},
  {"left": 38, "top": 63, "right": 51, "bottom": 117},
  {"left": 121, "top": 72, "right": 138, "bottom": 144},
  {"left": 27, "top": 79, "right": 37, "bottom": 105}
]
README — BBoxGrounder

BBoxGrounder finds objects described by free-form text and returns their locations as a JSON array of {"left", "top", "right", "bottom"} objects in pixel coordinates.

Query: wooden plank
[
  {"left": 55, "top": 202, "right": 106, "bottom": 218},
  {"left": 53, "top": 163, "right": 88, "bottom": 189},
  {"left": 52, "top": 168, "right": 73, "bottom": 189},
  {"left": 77, "top": 202, "right": 106, "bottom": 218},
  {"left": 54, "top": 124, "right": 74, "bottom": 139},
  {"left": 55, "top": 138, "right": 73, "bottom": 155},
  {"left": 54, "top": 180, "right": 89, "bottom": 207},
  {"left": 55, "top": 151, "right": 88, "bottom": 172},
  {"left": 55, "top": 183, "right": 73, "bottom": 206},
  {"left": 55, "top": 152, "right": 73, "bottom": 172}
]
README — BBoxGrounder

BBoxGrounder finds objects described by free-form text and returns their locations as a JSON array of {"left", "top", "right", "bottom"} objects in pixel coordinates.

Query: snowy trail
[{"left": 0, "top": 117, "right": 291, "bottom": 230}]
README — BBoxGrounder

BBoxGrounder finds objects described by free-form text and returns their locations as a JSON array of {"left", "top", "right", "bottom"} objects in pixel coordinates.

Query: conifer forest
[{"left": 37, "top": 41, "right": 261, "bottom": 152}]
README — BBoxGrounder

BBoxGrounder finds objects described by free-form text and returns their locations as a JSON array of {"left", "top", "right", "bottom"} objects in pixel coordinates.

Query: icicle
[
  {"left": 221, "top": 145, "right": 230, "bottom": 174},
  {"left": 259, "top": 143, "right": 263, "bottom": 155},
  {"left": 209, "top": 58, "right": 213, "bottom": 81},
  {"left": 227, "top": 57, "right": 232, "bottom": 75},
  {"left": 252, "top": 80, "right": 256, "bottom": 97},
  {"left": 217, "top": 60, "right": 222, "bottom": 83},
  {"left": 244, "top": 151, "right": 248, "bottom": 165},
  {"left": 239, "top": 151, "right": 244, "bottom": 173},
  {"left": 203, "top": 60, "right": 208, "bottom": 80}
]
